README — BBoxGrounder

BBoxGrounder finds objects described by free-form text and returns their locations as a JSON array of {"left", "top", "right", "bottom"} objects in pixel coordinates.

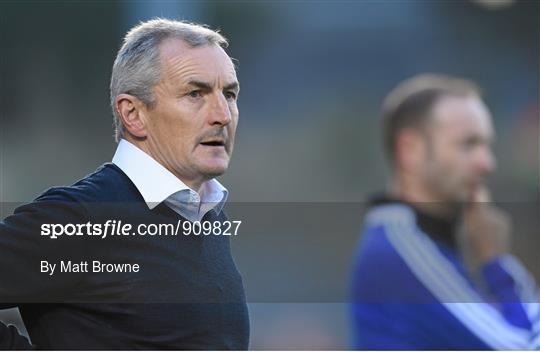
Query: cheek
[
  {"left": 426, "top": 149, "right": 461, "bottom": 185},
  {"left": 155, "top": 102, "right": 198, "bottom": 142},
  {"left": 440, "top": 157, "right": 468, "bottom": 183},
  {"left": 230, "top": 102, "right": 239, "bottom": 114},
  {"left": 226, "top": 110, "right": 239, "bottom": 132},
  {"left": 229, "top": 117, "right": 238, "bottom": 134},
  {"left": 435, "top": 141, "right": 466, "bottom": 171},
  {"left": 454, "top": 148, "right": 478, "bottom": 174}
]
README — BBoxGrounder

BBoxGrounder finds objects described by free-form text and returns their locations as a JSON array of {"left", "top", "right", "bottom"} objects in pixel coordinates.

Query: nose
[
  {"left": 208, "top": 93, "right": 232, "bottom": 126},
  {"left": 476, "top": 147, "right": 496, "bottom": 176}
]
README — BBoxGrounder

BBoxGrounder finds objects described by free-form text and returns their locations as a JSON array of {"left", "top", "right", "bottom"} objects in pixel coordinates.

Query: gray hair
[{"left": 110, "top": 18, "right": 228, "bottom": 142}]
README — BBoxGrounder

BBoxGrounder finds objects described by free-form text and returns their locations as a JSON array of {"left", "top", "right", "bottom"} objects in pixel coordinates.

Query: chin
[{"left": 198, "top": 162, "right": 229, "bottom": 178}]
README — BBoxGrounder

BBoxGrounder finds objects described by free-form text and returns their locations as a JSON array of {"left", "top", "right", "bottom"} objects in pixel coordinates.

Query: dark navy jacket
[{"left": 0, "top": 163, "right": 249, "bottom": 349}]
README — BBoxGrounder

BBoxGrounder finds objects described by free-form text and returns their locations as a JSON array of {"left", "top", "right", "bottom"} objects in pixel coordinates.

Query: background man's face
[
  {"left": 420, "top": 95, "right": 496, "bottom": 203},
  {"left": 144, "top": 38, "right": 239, "bottom": 186}
]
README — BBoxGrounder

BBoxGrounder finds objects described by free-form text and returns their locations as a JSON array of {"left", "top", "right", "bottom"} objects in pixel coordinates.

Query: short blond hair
[{"left": 382, "top": 74, "right": 481, "bottom": 163}]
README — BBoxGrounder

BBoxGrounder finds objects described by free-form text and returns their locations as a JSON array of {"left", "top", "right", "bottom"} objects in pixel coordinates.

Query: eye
[
  {"left": 224, "top": 91, "right": 237, "bottom": 101},
  {"left": 461, "top": 140, "right": 475, "bottom": 151},
  {"left": 461, "top": 136, "right": 484, "bottom": 152},
  {"left": 188, "top": 90, "right": 202, "bottom": 98}
]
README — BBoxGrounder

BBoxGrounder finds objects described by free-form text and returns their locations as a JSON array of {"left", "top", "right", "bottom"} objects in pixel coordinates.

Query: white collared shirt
[{"left": 112, "top": 139, "right": 228, "bottom": 221}]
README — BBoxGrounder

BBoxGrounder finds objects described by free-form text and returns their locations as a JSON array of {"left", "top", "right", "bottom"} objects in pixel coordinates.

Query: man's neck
[
  {"left": 124, "top": 137, "right": 204, "bottom": 193},
  {"left": 391, "top": 177, "right": 460, "bottom": 220}
]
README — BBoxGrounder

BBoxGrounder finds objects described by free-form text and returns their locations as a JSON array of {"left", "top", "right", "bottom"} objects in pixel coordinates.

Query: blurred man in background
[
  {"left": 351, "top": 74, "right": 540, "bottom": 349},
  {"left": 0, "top": 18, "right": 248, "bottom": 349}
]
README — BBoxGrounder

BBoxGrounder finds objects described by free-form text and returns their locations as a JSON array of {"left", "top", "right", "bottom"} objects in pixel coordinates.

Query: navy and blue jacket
[{"left": 351, "top": 198, "right": 540, "bottom": 350}]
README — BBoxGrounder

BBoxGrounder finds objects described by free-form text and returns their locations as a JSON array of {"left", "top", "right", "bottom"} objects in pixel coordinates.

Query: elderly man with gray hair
[{"left": 0, "top": 18, "right": 249, "bottom": 349}]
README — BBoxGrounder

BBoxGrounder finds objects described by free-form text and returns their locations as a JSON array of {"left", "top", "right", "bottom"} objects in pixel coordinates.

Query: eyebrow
[
  {"left": 186, "top": 80, "right": 212, "bottom": 90},
  {"left": 463, "top": 134, "right": 494, "bottom": 144},
  {"left": 224, "top": 82, "right": 239, "bottom": 92},
  {"left": 186, "top": 80, "right": 239, "bottom": 92}
]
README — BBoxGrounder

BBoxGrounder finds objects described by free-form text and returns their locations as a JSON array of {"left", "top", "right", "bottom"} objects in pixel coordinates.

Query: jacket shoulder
[{"left": 35, "top": 163, "right": 140, "bottom": 203}]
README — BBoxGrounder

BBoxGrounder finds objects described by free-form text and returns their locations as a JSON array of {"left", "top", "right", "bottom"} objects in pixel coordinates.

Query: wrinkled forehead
[
  {"left": 158, "top": 38, "right": 237, "bottom": 85},
  {"left": 429, "top": 94, "right": 494, "bottom": 139}
]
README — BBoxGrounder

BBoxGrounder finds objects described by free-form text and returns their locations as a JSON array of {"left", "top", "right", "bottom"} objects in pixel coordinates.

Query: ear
[
  {"left": 115, "top": 94, "right": 148, "bottom": 138},
  {"left": 395, "top": 128, "right": 426, "bottom": 172}
]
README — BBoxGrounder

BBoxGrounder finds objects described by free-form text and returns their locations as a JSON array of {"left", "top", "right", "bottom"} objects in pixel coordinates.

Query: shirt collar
[{"left": 112, "top": 139, "right": 228, "bottom": 216}]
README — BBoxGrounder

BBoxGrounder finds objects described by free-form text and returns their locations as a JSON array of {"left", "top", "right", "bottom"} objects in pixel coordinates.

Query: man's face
[
  {"left": 143, "top": 38, "right": 239, "bottom": 187},
  {"left": 420, "top": 95, "right": 496, "bottom": 203}
]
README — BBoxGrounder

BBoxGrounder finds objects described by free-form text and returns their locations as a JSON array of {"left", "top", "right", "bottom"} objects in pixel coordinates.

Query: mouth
[{"left": 199, "top": 139, "right": 226, "bottom": 148}]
